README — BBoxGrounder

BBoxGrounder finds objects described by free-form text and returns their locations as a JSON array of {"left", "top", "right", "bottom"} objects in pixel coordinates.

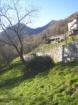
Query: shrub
[{"left": 25, "top": 56, "right": 54, "bottom": 78}]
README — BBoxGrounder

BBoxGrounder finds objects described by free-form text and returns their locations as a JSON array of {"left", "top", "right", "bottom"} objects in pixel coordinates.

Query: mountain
[
  {"left": 0, "top": 12, "right": 78, "bottom": 40},
  {"left": 33, "top": 20, "right": 56, "bottom": 34},
  {"left": 41, "top": 12, "right": 78, "bottom": 36},
  {"left": 0, "top": 20, "right": 55, "bottom": 39}
]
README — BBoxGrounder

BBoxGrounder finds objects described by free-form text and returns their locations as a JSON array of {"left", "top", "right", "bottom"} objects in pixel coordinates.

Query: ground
[
  {"left": 0, "top": 35, "right": 78, "bottom": 105},
  {"left": 0, "top": 57, "right": 78, "bottom": 105}
]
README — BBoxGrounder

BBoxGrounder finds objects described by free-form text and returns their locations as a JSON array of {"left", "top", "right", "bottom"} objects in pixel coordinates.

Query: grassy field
[{"left": 0, "top": 58, "right": 78, "bottom": 105}]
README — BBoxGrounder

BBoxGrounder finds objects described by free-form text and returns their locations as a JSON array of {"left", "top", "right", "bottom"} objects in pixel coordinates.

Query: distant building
[
  {"left": 46, "top": 34, "right": 65, "bottom": 44},
  {"left": 68, "top": 15, "right": 78, "bottom": 35}
]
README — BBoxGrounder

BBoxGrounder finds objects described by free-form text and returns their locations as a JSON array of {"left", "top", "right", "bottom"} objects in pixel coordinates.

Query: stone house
[
  {"left": 46, "top": 34, "right": 65, "bottom": 44},
  {"left": 68, "top": 15, "right": 78, "bottom": 35}
]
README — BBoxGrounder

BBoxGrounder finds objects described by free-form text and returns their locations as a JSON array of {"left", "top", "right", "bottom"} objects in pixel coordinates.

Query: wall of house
[
  {"left": 62, "top": 42, "right": 78, "bottom": 63},
  {"left": 68, "top": 18, "right": 78, "bottom": 34},
  {"left": 48, "top": 35, "right": 65, "bottom": 44}
]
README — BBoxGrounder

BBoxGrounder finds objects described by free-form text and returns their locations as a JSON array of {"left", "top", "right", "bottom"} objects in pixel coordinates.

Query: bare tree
[{"left": 0, "top": 0, "right": 36, "bottom": 66}]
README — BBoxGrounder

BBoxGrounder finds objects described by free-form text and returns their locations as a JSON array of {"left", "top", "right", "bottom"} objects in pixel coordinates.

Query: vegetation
[
  {"left": 0, "top": 57, "right": 78, "bottom": 105},
  {"left": 0, "top": 2, "right": 78, "bottom": 104},
  {"left": 0, "top": 0, "right": 36, "bottom": 66},
  {"left": 32, "top": 35, "right": 78, "bottom": 53}
]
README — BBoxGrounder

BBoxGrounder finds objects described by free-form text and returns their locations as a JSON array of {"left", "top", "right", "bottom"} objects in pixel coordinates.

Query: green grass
[
  {"left": 32, "top": 35, "right": 78, "bottom": 53},
  {"left": 0, "top": 58, "right": 78, "bottom": 105}
]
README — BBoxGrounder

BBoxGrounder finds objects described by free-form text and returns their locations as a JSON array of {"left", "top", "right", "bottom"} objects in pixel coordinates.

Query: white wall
[{"left": 68, "top": 18, "right": 78, "bottom": 33}]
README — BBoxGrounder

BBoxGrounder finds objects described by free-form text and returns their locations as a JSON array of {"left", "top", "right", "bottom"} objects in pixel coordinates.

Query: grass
[
  {"left": 0, "top": 35, "right": 78, "bottom": 105},
  {"left": 32, "top": 35, "right": 78, "bottom": 53},
  {"left": 0, "top": 57, "right": 78, "bottom": 105}
]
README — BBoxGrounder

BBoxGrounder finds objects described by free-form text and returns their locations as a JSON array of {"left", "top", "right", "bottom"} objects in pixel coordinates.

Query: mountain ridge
[{"left": 0, "top": 12, "right": 78, "bottom": 39}]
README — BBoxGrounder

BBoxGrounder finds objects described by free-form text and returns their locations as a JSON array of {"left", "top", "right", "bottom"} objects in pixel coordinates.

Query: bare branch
[
  {"left": 19, "top": 9, "right": 36, "bottom": 22},
  {"left": 12, "top": 0, "right": 20, "bottom": 22},
  {"left": 0, "top": 22, "right": 19, "bottom": 47},
  {"left": 0, "top": 39, "right": 12, "bottom": 45},
  {"left": 19, "top": 21, "right": 32, "bottom": 33},
  {"left": 0, "top": 11, "right": 13, "bottom": 26},
  {"left": 0, "top": 0, "right": 37, "bottom": 66}
]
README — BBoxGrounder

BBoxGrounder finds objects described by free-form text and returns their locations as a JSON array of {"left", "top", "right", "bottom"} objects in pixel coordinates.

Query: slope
[{"left": 0, "top": 58, "right": 78, "bottom": 105}]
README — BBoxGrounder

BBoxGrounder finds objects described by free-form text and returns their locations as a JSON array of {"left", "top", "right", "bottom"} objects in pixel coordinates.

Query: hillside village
[
  {"left": 28, "top": 15, "right": 78, "bottom": 64},
  {"left": 47, "top": 15, "right": 78, "bottom": 44},
  {"left": 0, "top": 0, "right": 78, "bottom": 105}
]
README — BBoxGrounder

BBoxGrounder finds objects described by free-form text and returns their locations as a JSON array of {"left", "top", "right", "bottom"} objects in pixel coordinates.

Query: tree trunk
[{"left": 19, "top": 54, "right": 26, "bottom": 66}]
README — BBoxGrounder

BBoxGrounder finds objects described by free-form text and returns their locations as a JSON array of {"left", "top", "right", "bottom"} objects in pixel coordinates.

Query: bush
[{"left": 25, "top": 56, "right": 54, "bottom": 78}]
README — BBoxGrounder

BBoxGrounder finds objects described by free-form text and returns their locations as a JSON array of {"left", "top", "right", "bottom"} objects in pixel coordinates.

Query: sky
[
  {"left": 28, "top": 0, "right": 78, "bottom": 28},
  {"left": 1, "top": 0, "right": 78, "bottom": 28}
]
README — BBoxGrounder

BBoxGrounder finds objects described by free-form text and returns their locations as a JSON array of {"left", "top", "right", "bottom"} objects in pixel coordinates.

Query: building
[
  {"left": 46, "top": 34, "right": 65, "bottom": 44},
  {"left": 68, "top": 15, "right": 78, "bottom": 35}
]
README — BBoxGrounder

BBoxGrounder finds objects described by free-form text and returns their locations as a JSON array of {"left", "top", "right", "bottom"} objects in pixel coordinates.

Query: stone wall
[
  {"left": 36, "top": 47, "right": 62, "bottom": 63},
  {"left": 62, "top": 42, "right": 78, "bottom": 63},
  {"left": 46, "top": 47, "right": 62, "bottom": 62},
  {"left": 36, "top": 42, "right": 78, "bottom": 63}
]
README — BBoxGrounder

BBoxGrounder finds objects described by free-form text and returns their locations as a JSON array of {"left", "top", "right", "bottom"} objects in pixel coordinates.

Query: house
[
  {"left": 68, "top": 15, "right": 78, "bottom": 35},
  {"left": 46, "top": 34, "right": 65, "bottom": 44}
]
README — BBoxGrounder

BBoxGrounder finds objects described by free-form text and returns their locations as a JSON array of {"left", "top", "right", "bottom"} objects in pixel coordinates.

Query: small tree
[{"left": 0, "top": 0, "right": 36, "bottom": 66}]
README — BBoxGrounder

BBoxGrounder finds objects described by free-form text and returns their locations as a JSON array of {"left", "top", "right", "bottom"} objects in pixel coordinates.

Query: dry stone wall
[{"left": 36, "top": 42, "right": 78, "bottom": 63}]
